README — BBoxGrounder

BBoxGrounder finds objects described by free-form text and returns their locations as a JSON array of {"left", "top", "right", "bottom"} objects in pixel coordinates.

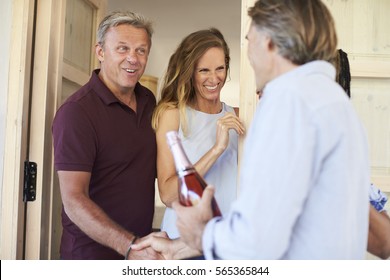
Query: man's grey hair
[{"left": 97, "top": 11, "right": 153, "bottom": 47}]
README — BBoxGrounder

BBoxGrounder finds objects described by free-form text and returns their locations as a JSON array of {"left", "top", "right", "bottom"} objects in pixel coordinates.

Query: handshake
[
  {"left": 130, "top": 231, "right": 200, "bottom": 260},
  {"left": 129, "top": 186, "right": 216, "bottom": 260}
]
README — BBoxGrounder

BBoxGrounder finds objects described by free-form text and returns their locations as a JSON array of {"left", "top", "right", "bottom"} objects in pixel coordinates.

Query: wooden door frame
[
  {"left": 0, "top": 0, "right": 35, "bottom": 260},
  {"left": 24, "top": 0, "right": 66, "bottom": 260},
  {"left": 238, "top": 0, "right": 257, "bottom": 186},
  {"left": 25, "top": 0, "right": 107, "bottom": 259},
  {"left": 0, "top": 0, "right": 106, "bottom": 260}
]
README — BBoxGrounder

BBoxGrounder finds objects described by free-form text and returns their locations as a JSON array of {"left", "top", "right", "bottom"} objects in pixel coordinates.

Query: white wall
[{"left": 108, "top": 0, "right": 241, "bottom": 107}]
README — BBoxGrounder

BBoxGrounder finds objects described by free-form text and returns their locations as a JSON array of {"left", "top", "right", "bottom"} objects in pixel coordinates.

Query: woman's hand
[{"left": 213, "top": 112, "right": 245, "bottom": 155}]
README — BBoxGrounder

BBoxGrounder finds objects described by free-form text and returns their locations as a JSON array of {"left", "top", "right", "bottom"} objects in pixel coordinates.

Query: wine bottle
[{"left": 166, "top": 130, "right": 222, "bottom": 217}]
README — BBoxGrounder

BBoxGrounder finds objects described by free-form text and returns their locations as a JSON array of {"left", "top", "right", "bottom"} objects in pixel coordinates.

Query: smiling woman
[{"left": 150, "top": 28, "right": 245, "bottom": 239}]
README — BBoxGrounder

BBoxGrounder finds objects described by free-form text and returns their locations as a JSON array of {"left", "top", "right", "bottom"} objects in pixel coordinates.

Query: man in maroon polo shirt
[{"left": 52, "top": 11, "right": 163, "bottom": 259}]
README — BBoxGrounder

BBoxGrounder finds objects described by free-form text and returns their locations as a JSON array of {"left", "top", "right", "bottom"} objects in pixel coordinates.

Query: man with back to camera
[
  {"left": 134, "top": 0, "right": 370, "bottom": 259},
  {"left": 52, "top": 11, "right": 165, "bottom": 259}
]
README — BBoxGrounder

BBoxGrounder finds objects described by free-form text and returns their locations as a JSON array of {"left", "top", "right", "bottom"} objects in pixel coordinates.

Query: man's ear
[
  {"left": 264, "top": 34, "right": 275, "bottom": 51},
  {"left": 96, "top": 44, "right": 104, "bottom": 62}
]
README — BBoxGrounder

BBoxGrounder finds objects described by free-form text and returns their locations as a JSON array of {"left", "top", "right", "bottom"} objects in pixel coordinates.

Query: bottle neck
[
  {"left": 169, "top": 141, "right": 194, "bottom": 173},
  {"left": 166, "top": 131, "right": 194, "bottom": 173}
]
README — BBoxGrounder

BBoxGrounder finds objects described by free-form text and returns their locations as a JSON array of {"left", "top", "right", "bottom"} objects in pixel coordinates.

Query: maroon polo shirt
[{"left": 52, "top": 69, "right": 157, "bottom": 259}]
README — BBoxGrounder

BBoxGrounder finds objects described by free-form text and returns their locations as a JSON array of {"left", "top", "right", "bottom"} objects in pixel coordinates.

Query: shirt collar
[
  {"left": 264, "top": 60, "right": 336, "bottom": 94},
  {"left": 90, "top": 69, "right": 151, "bottom": 106}
]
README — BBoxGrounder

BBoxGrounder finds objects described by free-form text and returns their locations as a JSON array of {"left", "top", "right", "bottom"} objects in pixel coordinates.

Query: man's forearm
[{"left": 64, "top": 195, "right": 134, "bottom": 256}]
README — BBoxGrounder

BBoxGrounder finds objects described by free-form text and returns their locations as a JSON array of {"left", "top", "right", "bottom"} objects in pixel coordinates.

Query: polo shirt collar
[{"left": 89, "top": 69, "right": 150, "bottom": 108}]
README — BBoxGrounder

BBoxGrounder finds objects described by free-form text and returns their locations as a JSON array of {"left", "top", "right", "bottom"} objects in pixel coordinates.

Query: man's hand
[
  {"left": 128, "top": 245, "right": 164, "bottom": 260},
  {"left": 127, "top": 232, "right": 167, "bottom": 260},
  {"left": 132, "top": 232, "right": 201, "bottom": 260},
  {"left": 172, "top": 185, "right": 215, "bottom": 251}
]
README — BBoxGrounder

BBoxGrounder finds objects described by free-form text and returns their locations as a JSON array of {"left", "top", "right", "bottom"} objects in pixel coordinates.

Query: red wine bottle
[{"left": 166, "top": 130, "right": 222, "bottom": 217}]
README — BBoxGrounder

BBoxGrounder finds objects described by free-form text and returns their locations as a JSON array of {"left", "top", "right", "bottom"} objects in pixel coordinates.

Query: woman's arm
[{"left": 155, "top": 108, "right": 181, "bottom": 207}]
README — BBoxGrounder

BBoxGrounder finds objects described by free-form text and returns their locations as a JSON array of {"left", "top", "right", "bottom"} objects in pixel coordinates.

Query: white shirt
[{"left": 202, "top": 61, "right": 370, "bottom": 259}]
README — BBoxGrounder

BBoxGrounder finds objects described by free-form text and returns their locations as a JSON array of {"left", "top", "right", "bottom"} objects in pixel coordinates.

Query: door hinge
[{"left": 23, "top": 161, "right": 37, "bottom": 202}]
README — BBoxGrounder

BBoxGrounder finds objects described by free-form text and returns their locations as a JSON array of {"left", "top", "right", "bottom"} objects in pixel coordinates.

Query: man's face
[
  {"left": 246, "top": 23, "right": 272, "bottom": 93},
  {"left": 96, "top": 24, "right": 150, "bottom": 95}
]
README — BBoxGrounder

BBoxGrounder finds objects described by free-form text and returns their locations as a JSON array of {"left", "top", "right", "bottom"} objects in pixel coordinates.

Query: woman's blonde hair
[{"left": 151, "top": 28, "right": 230, "bottom": 135}]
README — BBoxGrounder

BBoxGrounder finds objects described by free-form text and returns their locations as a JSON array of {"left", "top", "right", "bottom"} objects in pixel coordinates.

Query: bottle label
[{"left": 177, "top": 168, "right": 196, "bottom": 177}]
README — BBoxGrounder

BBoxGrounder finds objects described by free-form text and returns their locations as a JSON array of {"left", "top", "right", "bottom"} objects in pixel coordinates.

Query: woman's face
[{"left": 193, "top": 47, "right": 227, "bottom": 104}]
